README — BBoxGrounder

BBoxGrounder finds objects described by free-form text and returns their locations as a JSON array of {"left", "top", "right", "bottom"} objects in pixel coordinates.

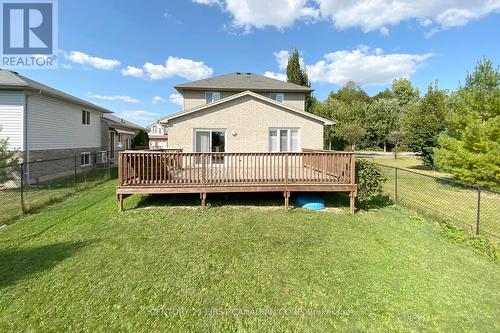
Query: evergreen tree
[
  {"left": 435, "top": 58, "right": 500, "bottom": 188},
  {"left": 286, "top": 48, "right": 314, "bottom": 112}
]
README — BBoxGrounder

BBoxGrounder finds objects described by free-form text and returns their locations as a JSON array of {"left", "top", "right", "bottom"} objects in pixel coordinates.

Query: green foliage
[
  {"left": 366, "top": 98, "right": 402, "bottom": 150},
  {"left": 373, "top": 88, "right": 395, "bottom": 100},
  {"left": 0, "top": 139, "right": 21, "bottom": 183},
  {"left": 355, "top": 159, "right": 387, "bottom": 203},
  {"left": 132, "top": 129, "right": 149, "bottom": 147},
  {"left": 339, "top": 123, "right": 366, "bottom": 151},
  {"left": 388, "top": 130, "right": 405, "bottom": 158},
  {"left": 328, "top": 80, "right": 371, "bottom": 105},
  {"left": 392, "top": 78, "right": 420, "bottom": 107},
  {"left": 435, "top": 58, "right": 500, "bottom": 189},
  {"left": 286, "top": 48, "right": 314, "bottom": 113},
  {"left": 403, "top": 82, "right": 449, "bottom": 166}
]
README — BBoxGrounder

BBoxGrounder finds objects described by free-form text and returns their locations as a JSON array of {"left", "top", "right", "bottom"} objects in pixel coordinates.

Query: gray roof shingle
[
  {"left": 0, "top": 70, "right": 112, "bottom": 113},
  {"left": 174, "top": 72, "right": 313, "bottom": 93},
  {"left": 103, "top": 114, "right": 144, "bottom": 130}
]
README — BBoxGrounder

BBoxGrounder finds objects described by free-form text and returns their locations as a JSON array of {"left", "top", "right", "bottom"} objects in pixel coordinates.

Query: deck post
[
  {"left": 200, "top": 192, "right": 206, "bottom": 207},
  {"left": 118, "top": 194, "right": 123, "bottom": 212},
  {"left": 349, "top": 191, "right": 356, "bottom": 214},
  {"left": 284, "top": 191, "right": 290, "bottom": 210}
]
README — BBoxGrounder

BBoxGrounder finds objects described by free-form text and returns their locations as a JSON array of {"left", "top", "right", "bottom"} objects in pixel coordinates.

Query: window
[
  {"left": 80, "top": 152, "right": 91, "bottom": 166},
  {"left": 270, "top": 93, "right": 284, "bottom": 103},
  {"left": 117, "top": 133, "right": 123, "bottom": 143},
  {"left": 82, "top": 110, "right": 90, "bottom": 125},
  {"left": 205, "top": 91, "right": 221, "bottom": 104},
  {"left": 269, "top": 128, "right": 299, "bottom": 152}
]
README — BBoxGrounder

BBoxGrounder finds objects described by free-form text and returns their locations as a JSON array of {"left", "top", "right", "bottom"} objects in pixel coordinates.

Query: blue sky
[{"left": 14, "top": 0, "right": 500, "bottom": 126}]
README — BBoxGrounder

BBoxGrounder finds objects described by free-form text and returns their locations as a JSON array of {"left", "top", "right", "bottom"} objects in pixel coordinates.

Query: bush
[
  {"left": 132, "top": 130, "right": 149, "bottom": 148},
  {"left": 355, "top": 159, "right": 387, "bottom": 203}
]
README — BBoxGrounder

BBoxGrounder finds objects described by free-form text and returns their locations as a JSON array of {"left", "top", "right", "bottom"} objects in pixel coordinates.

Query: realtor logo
[{"left": 1, "top": 0, "right": 58, "bottom": 68}]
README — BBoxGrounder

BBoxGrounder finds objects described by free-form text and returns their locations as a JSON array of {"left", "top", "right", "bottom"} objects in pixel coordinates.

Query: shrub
[
  {"left": 355, "top": 159, "right": 387, "bottom": 203},
  {"left": 132, "top": 130, "right": 149, "bottom": 148}
]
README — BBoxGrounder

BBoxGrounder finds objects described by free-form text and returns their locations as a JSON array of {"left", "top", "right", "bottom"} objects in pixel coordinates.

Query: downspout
[{"left": 23, "top": 88, "right": 42, "bottom": 182}]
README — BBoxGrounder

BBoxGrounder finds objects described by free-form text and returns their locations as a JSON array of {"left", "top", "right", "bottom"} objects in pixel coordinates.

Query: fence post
[
  {"left": 74, "top": 155, "right": 78, "bottom": 189},
  {"left": 476, "top": 188, "right": 481, "bottom": 235},
  {"left": 20, "top": 163, "right": 26, "bottom": 214},
  {"left": 394, "top": 168, "right": 398, "bottom": 203}
]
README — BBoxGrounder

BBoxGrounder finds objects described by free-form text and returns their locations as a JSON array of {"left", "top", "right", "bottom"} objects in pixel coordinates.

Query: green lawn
[
  {"left": 0, "top": 167, "right": 115, "bottom": 226},
  {"left": 362, "top": 155, "right": 500, "bottom": 241},
  {"left": 1, "top": 181, "right": 499, "bottom": 331}
]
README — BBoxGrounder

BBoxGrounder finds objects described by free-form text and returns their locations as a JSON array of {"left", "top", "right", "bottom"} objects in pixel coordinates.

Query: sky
[{"left": 12, "top": 0, "right": 500, "bottom": 126}]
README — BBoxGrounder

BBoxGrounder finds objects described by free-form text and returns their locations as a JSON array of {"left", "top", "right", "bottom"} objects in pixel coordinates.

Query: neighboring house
[
  {"left": 102, "top": 114, "right": 143, "bottom": 161},
  {"left": 159, "top": 72, "right": 333, "bottom": 153},
  {"left": 0, "top": 70, "right": 140, "bottom": 182},
  {"left": 147, "top": 122, "right": 168, "bottom": 150}
]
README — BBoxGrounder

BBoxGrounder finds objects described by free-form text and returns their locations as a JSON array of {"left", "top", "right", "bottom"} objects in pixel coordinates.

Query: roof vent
[
  {"left": 236, "top": 72, "right": 241, "bottom": 75},
  {"left": 246, "top": 72, "right": 251, "bottom": 75}
]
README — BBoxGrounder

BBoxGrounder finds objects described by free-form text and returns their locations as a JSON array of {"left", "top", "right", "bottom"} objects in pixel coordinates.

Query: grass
[
  {"left": 1, "top": 180, "right": 499, "bottom": 331},
  {"left": 0, "top": 167, "right": 116, "bottom": 226},
  {"left": 362, "top": 155, "right": 500, "bottom": 242}
]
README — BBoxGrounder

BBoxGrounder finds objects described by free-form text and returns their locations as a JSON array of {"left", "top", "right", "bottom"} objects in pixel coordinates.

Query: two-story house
[
  {"left": 159, "top": 72, "right": 333, "bottom": 153},
  {"left": 147, "top": 122, "right": 168, "bottom": 150}
]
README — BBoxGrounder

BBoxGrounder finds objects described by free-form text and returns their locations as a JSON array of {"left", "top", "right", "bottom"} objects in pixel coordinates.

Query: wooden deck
[{"left": 116, "top": 149, "right": 357, "bottom": 212}]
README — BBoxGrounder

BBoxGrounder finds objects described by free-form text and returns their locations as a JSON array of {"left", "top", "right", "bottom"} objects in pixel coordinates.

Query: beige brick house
[{"left": 159, "top": 73, "right": 333, "bottom": 153}]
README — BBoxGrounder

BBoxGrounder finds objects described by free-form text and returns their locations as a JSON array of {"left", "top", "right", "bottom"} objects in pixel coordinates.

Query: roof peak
[{"left": 174, "top": 72, "right": 313, "bottom": 93}]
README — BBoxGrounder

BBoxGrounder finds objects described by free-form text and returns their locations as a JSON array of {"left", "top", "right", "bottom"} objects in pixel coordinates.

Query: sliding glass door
[{"left": 195, "top": 129, "right": 226, "bottom": 164}]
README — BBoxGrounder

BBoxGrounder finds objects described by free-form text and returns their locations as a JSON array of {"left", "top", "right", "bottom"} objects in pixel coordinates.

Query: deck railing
[{"left": 118, "top": 150, "right": 355, "bottom": 187}]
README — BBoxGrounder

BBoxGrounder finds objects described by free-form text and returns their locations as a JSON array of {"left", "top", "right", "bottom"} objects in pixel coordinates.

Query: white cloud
[
  {"left": 118, "top": 110, "right": 159, "bottom": 122},
  {"left": 274, "top": 50, "right": 289, "bottom": 70},
  {"left": 121, "top": 66, "right": 145, "bottom": 78},
  {"left": 194, "top": 0, "right": 500, "bottom": 33},
  {"left": 65, "top": 51, "right": 120, "bottom": 70},
  {"left": 379, "top": 26, "right": 389, "bottom": 36},
  {"left": 263, "top": 71, "right": 287, "bottom": 81},
  {"left": 169, "top": 93, "right": 184, "bottom": 105},
  {"left": 316, "top": 0, "right": 500, "bottom": 32},
  {"left": 193, "top": 0, "right": 220, "bottom": 4},
  {"left": 88, "top": 93, "right": 139, "bottom": 103},
  {"left": 152, "top": 96, "right": 167, "bottom": 104},
  {"left": 124, "top": 56, "right": 213, "bottom": 81},
  {"left": 305, "top": 45, "right": 432, "bottom": 86}
]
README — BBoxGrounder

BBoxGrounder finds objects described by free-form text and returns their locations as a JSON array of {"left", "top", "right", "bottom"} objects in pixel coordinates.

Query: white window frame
[
  {"left": 205, "top": 91, "right": 221, "bottom": 104},
  {"left": 269, "top": 128, "right": 300, "bottom": 152},
  {"left": 270, "top": 92, "right": 285, "bottom": 103},
  {"left": 82, "top": 110, "right": 91, "bottom": 125},
  {"left": 80, "top": 152, "right": 91, "bottom": 167}
]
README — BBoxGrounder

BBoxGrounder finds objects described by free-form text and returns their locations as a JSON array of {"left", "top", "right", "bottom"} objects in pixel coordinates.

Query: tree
[
  {"left": 339, "top": 123, "right": 366, "bottom": 151},
  {"left": 286, "top": 48, "right": 314, "bottom": 112},
  {"left": 328, "top": 81, "right": 371, "bottom": 105},
  {"left": 435, "top": 58, "right": 500, "bottom": 188},
  {"left": 388, "top": 131, "right": 405, "bottom": 159},
  {"left": 366, "top": 98, "right": 401, "bottom": 151},
  {"left": 392, "top": 78, "right": 420, "bottom": 107},
  {"left": 373, "top": 88, "right": 395, "bottom": 101},
  {"left": 0, "top": 139, "right": 21, "bottom": 184},
  {"left": 132, "top": 130, "right": 149, "bottom": 148},
  {"left": 403, "top": 82, "right": 448, "bottom": 167}
]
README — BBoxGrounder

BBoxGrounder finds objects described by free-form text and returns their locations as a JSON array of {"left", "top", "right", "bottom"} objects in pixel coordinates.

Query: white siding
[
  {"left": 0, "top": 91, "right": 24, "bottom": 150},
  {"left": 27, "top": 94, "right": 103, "bottom": 150}
]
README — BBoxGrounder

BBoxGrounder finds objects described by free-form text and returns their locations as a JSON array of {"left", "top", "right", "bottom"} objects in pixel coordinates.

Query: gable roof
[
  {"left": 0, "top": 70, "right": 112, "bottom": 113},
  {"left": 174, "top": 73, "right": 313, "bottom": 93},
  {"left": 103, "top": 114, "right": 144, "bottom": 131},
  {"left": 159, "top": 90, "right": 333, "bottom": 125}
]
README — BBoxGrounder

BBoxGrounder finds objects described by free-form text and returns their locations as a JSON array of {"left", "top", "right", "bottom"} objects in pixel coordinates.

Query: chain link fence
[
  {"left": 375, "top": 163, "right": 500, "bottom": 241},
  {"left": 0, "top": 151, "right": 118, "bottom": 226}
]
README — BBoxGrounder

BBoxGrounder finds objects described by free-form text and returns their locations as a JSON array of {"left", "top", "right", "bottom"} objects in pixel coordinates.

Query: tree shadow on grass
[
  {"left": 0, "top": 241, "right": 91, "bottom": 288},
  {"left": 323, "top": 193, "right": 393, "bottom": 211}
]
